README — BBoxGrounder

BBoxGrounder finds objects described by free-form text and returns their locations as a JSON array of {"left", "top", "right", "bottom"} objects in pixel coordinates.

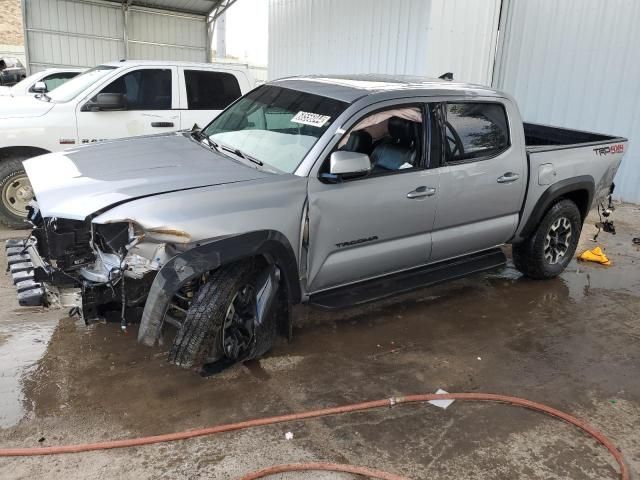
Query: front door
[
  {"left": 76, "top": 67, "right": 179, "bottom": 145},
  {"left": 306, "top": 104, "right": 440, "bottom": 293}
]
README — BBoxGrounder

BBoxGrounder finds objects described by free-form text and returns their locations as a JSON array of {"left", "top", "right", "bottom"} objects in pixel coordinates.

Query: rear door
[
  {"left": 430, "top": 99, "right": 526, "bottom": 261},
  {"left": 178, "top": 68, "right": 247, "bottom": 129},
  {"left": 76, "top": 66, "right": 179, "bottom": 144}
]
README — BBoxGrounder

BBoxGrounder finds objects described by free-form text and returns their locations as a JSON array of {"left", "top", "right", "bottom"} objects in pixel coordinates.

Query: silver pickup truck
[{"left": 6, "top": 75, "right": 627, "bottom": 372}]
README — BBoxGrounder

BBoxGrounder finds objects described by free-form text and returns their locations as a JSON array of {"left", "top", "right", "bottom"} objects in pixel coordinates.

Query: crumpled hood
[
  {"left": 24, "top": 132, "right": 269, "bottom": 220},
  {"left": 0, "top": 95, "right": 54, "bottom": 118}
]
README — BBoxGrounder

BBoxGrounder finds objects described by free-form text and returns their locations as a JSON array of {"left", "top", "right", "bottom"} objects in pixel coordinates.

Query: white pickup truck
[
  {"left": 0, "top": 68, "right": 84, "bottom": 97},
  {"left": 0, "top": 60, "right": 255, "bottom": 227}
]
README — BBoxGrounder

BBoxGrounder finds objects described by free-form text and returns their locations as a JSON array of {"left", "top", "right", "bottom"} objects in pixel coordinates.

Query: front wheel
[
  {"left": 0, "top": 158, "right": 34, "bottom": 229},
  {"left": 168, "top": 261, "right": 278, "bottom": 369},
  {"left": 512, "top": 199, "right": 582, "bottom": 279}
]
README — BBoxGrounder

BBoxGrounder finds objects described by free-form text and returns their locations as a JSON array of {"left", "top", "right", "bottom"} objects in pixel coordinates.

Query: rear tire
[
  {"left": 512, "top": 199, "right": 582, "bottom": 279},
  {"left": 0, "top": 158, "right": 33, "bottom": 229},
  {"left": 168, "top": 261, "right": 277, "bottom": 369}
]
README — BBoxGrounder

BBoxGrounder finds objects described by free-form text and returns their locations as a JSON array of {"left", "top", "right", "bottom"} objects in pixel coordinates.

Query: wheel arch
[
  {"left": 137, "top": 230, "right": 301, "bottom": 346},
  {"left": 517, "top": 175, "right": 595, "bottom": 241},
  {"left": 0, "top": 146, "right": 51, "bottom": 161}
]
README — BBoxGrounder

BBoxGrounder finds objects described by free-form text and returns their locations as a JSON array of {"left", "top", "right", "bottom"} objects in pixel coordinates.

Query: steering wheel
[{"left": 445, "top": 121, "right": 465, "bottom": 160}]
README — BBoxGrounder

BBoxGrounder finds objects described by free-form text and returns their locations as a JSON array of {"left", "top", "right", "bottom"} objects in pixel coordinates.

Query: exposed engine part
[
  {"left": 80, "top": 223, "right": 171, "bottom": 284},
  {"left": 593, "top": 195, "right": 616, "bottom": 241},
  {"left": 12, "top": 209, "right": 176, "bottom": 323},
  {"left": 31, "top": 218, "right": 95, "bottom": 270},
  {"left": 79, "top": 251, "right": 121, "bottom": 283}
]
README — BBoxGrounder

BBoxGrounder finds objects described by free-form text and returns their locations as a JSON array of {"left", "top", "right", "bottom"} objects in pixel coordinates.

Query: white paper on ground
[{"left": 428, "top": 389, "right": 455, "bottom": 410}]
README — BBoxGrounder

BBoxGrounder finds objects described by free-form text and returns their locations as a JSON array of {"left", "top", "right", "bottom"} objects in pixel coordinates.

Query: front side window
[
  {"left": 203, "top": 85, "right": 347, "bottom": 173},
  {"left": 93, "top": 69, "right": 172, "bottom": 110},
  {"left": 445, "top": 102, "right": 510, "bottom": 163},
  {"left": 184, "top": 70, "right": 241, "bottom": 110},
  {"left": 36, "top": 72, "right": 79, "bottom": 92},
  {"left": 332, "top": 106, "right": 425, "bottom": 176}
]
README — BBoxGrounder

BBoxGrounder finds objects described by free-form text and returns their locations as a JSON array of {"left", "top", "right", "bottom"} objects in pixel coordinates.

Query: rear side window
[
  {"left": 184, "top": 70, "right": 242, "bottom": 110},
  {"left": 445, "top": 102, "right": 510, "bottom": 163},
  {"left": 96, "top": 69, "right": 172, "bottom": 110}
]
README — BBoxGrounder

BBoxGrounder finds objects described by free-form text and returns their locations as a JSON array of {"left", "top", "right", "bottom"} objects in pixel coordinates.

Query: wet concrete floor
[{"left": 0, "top": 204, "right": 638, "bottom": 479}]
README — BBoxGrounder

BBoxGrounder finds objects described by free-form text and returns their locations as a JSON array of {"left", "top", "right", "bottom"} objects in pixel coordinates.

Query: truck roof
[
  {"left": 99, "top": 60, "right": 251, "bottom": 71},
  {"left": 271, "top": 74, "right": 506, "bottom": 103}
]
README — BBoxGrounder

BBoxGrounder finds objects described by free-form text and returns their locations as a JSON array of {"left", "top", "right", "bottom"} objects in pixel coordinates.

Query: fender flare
[
  {"left": 137, "top": 230, "right": 300, "bottom": 346},
  {"left": 518, "top": 175, "right": 595, "bottom": 240}
]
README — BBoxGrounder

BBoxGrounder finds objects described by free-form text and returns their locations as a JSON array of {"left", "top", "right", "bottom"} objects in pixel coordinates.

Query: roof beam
[{"left": 209, "top": 0, "right": 238, "bottom": 20}]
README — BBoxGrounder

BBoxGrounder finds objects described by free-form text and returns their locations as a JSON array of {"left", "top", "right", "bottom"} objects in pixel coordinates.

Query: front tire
[
  {"left": 0, "top": 158, "right": 34, "bottom": 229},
  {"left": 512, "top": 199, "right": 582, "bottom": 279},
  {"left": 168, "top": 261, "right": 277, "bottom": 369}
]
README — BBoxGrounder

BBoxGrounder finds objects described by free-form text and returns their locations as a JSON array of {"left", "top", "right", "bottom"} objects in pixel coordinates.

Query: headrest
[
  {"left": 388, "top": 117, "right": 418, "bottom": 145},
  {"left": 343, "top": 130, "right": 373, "bottom": 154}
]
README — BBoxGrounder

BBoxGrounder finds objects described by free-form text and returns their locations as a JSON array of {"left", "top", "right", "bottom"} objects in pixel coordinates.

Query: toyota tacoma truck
[
  {"left": 0, "top": 60, "right": 255, "bottom": 228},
  {"left": 6, "top": 75, "right": 627, "bottom": 372}
]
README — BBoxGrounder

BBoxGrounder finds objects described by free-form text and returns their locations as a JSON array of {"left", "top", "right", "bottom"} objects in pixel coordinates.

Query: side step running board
[{"left": 308, "top": 248, "right": 507, "bottom": 310}]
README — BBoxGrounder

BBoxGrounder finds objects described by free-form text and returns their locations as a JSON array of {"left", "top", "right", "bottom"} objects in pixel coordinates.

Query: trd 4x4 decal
[{"left": 594, "top": 144, "right": 624, "bottom": 156}]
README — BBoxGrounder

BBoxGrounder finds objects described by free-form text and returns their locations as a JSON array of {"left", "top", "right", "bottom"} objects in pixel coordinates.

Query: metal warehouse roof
[{"left": 104, "top": 0, "right": 235, "bottom": 16}]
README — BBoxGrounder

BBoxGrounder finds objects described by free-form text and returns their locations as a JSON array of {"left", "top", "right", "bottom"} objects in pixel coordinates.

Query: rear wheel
[
  {"left": 512, "top": 199, "right": 582, "bottom": 279},
  {"left": 0, "top": 158, "right": 33, "bottom": 229}
]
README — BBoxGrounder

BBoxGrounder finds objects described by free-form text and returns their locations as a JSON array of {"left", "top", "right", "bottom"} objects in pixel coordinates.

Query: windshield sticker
[{"left": 291, "top": 111, "right": 331, "bottom": 127}]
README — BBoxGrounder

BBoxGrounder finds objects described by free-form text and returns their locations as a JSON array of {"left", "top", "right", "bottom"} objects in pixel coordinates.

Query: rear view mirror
[
  {"left": 83, "top": 93, "right": 127, "bottom": 112},
  {"left": 329, "top": 150, "right": 371, "bottom": 176},
  {"left": 32, "top": 81, "right": 47, "bottom": 93}
]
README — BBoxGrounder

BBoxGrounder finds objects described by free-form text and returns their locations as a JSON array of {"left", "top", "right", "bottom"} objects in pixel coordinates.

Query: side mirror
[
  {"left": 32, "top": 81, "right": 47, "bottom": 93},
  {"left": 84, "top": 93, "right": 127, "bottom": 112},
  {"left": 329, "top": 150, "right": 371, "bottom": 177}
]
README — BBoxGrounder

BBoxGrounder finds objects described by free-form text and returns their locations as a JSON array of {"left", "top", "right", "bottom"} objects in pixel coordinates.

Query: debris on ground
[
  {"left": 284, "top": 432, "right": 294, "bottom": 440},
  {"left": 578, "top": 246, "right": 611, "bottom": 265},
  {"left": 427, "top": 389, "right": 455, "bottom": 410}
]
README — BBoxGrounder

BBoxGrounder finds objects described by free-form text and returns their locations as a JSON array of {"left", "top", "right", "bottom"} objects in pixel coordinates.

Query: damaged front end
[
  {"left": 6, "top": 205, "right": 174, "bottom": 327},
  {"left": 6, "top": 203, "right": 291, "bottom": 372}
]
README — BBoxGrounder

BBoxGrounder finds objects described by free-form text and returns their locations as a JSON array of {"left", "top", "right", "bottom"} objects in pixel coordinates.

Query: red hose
[
  {"left": 0, "top": 393, "right": 629, "bottom": 480},
  {"left": 238, "top": 462, "right": 409, "bottom": 480}
]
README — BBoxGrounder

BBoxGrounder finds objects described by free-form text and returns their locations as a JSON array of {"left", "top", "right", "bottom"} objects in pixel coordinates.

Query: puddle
[{"left": 0, "top": 318, "right": 58, "bottom": 427}]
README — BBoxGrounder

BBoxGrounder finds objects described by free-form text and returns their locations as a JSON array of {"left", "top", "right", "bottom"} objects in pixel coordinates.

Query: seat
[
  {"left": 140, "top": 73, "right": 171, "bottom": 110},
  {"left": 340, "top": 130, "right": 373, "bottom": 155},
  {"left": 370, "top": 117, "right": 419, "bottom": 171}
]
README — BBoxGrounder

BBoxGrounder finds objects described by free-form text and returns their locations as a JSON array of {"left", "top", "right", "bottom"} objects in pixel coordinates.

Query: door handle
[
  {"left": 406, "top": 186, "right": 436, "bottom": 199},
  {"left": 151, "top": 122, "right": 174, "bottom": 128},
  {"left": 497, "top": 172, "right": 520, "bottom": 183}
]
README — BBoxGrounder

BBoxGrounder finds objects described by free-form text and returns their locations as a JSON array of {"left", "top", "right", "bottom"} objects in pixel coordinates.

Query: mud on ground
[{"left": 0, "top": 204, "right": 638, "bottom": 479}]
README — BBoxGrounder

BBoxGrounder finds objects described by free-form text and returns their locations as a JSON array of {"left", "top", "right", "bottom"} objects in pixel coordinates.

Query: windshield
[
  {"left": 203, "top": 85, "right": 348, "bottom": 173},
  {"left": 47, "top": 65, "right": 117, "bottom": 102}
]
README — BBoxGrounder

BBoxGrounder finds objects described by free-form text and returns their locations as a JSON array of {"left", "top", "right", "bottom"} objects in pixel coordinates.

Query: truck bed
[
  {"left": 524, "top": 122, "right": 625, "bottom": 152},
  {"left": 514, "top": 121, "right": 627, "bottom": 243}
]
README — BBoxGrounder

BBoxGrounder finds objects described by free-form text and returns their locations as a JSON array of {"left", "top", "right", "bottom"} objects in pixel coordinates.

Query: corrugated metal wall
[
  {"left": 23, "top": 0, "right": 207, "bottom": 73},
  {"left": 425, "top": 0, "right": 501, "bottom": 85},
  {"left": 127, "top": 7, "right": 207, "bottom": 62},
  {"left": 268, "top": 0, "right": 501, "bottom": 84},
  {"left": 494, "top": 0, "right": 640, "bottom": 203},
  {"left": 24, "top": 0, "right": 124, "bottom": 72}
]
